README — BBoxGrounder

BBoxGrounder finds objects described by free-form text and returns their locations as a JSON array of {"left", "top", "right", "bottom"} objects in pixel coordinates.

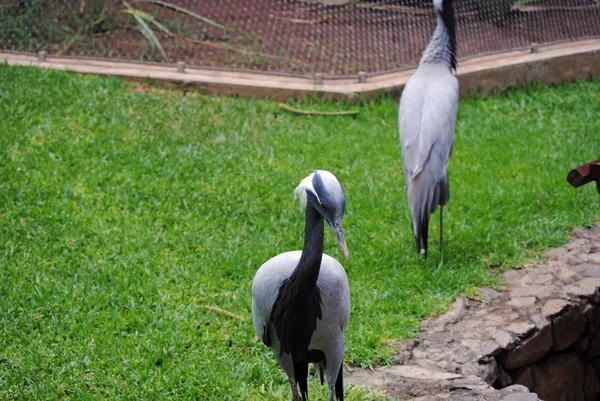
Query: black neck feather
[
  {"left": 270, "top": 205, "right": 324, "bottom": 361},
  {"left": 441, "top": 1, "right": 457, "bottom": 70}
]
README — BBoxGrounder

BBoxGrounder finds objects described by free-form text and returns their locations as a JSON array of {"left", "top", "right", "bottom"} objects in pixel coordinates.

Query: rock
[
  {"left": 393, "top": 339, "right": 418, "bottom": 364},
  {"left": 480, "top": 341, "right": 502, "bottom": 358},
  {"left": 529, "top": 314, "right": 550, "bottom": 330},
  {"left": 347, "top": 226, "right": 600, "bottom": 401},
  {"left": 585, "top": 363, "right": 600, "bottom": 401},
  {"left": 579, "top": 264, "right": 600, "bottom": 278},
  {"left": 516, "top": 275, "right": 533, "bottom": 287},
  {"left": 541, "top": 298, "right": 570, "bottom": 318},
  {"left": 556, "top": 266, "right": 578, "bottom": 284},
  {"left": 386, "top": 365, "right": 462, "bottom": 381},
  {"left": 412, "top": 396, "right": 442, "bottom": 401},
  {"left": 510, "top": 285, "right": 555, "bottom": 299},
  {"left": 449, "top": 375, "right": 491, "bottom": 392},
  {"left": 503, "top": 270, "right": 522, "bottom": 282},
  {"left": 431, "top": 298, "right": 468, "bottom": 332},
  {"left": 505, "top": 322, "right": 536, "bottom": 339},
  {"left": 508, "top": 297, "right": 536, "bottom": 308},
  {"left": 502, "top": 393, "right": 541, "bottom": 401},
  {"left": 479, "top": 287, "right": 504, "bottom": 303},
  {"left": 490, "top": 329, "right": 514, "bottom": 349},
  {"left": 494, "top": 365, "right": 512, "bottom": 388},
  {"left": 461, "top": 359, "right": 498, "bottom": 385},
  {"left": 529, "top": 353, "right": 586, "bottom": 401},
  {"left": 500, "top": 384, "right": 531, "bottom": 394},
  {"left": 586, "top": 304, "right": 597, "bottom": 331},
  {"left": 500, "top": 324, "right": 552, "bottom": 370},
  {"left": 552, "top": 305, "right": 587, "bottom": 351},
  {"left": 510, "top": 366, "right": 533, "bottom": 389},
  {"left": 586, "top": 252, "right": 600, "bottom": 265},
  {"left": 563, "top": 278, "right": 600, "bottom": 301}
]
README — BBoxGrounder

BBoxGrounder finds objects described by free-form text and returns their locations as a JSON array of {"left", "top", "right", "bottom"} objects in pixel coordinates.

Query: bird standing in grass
[
  {"left": 252, "top": 170, "right": 350, "bottom": 401},
  {"left": 399, "top": 0, "right": 459, "bottom": 258}
]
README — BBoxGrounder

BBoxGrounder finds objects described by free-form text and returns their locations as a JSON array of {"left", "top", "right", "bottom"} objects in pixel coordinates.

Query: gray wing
[
  {"left": 398, "top": 68, "right": 458, "bottom": 254},
  {"left": 399, "top": 70, "right": 458, "bottom": 182}
]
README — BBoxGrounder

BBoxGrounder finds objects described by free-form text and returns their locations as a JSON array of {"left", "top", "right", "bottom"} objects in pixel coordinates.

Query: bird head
[
  {"left": 433, "top": 0, "right": 453, "bottom": 13},
  {"left": 294, "top": 170, "right": 349, "bottom": 261}
]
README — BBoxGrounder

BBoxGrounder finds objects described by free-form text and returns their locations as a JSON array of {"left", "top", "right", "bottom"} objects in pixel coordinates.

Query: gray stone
[
  {"left": 523, "top": 270, "right": 553, "bottom": 285},
  {"left": 542, "top": 298, "right": 570, "bottom": 318},
  {"left": 529, "top": 314, "right": 550, "bottom": 330},
  {"left": 580, "top": 264, "right": 600, "bottom": 277},
  {"left": 479, "top": 287, "right": 504, "bottom": 303},
  {"left": 484, "top": 312, "right": 511, "bottom": 327},
  {"left": 563, "top": 277, "right": 600, "bottom": 301},
  {"left": 500, "top": 324, "right": 552, "bottom": 370},
  {"left": 515, "top": 275, "right": 533, "bottom": 287},
  {"left": 573, "top": 227, "right": 596, "bottom": 239},
  {"left": 432, "top": 298, "right": 468, "bottom": 331},
  {"left": 505, "top": 322, "right": 536, "bottom": 339},
  {"left": 502, "top": 394, "right": 541, "bottom": 401},
  {"left": 543, "top": 246, "right": 566, "bottom": 259},
  {"left": 586, "top": 252, "right": 600, "bottom": 265},
  {"left": 552, "top": 304, "right": 587, "bottom": 351},
  {"left": 508, "top": 297, "right": 536, "bottom": 308},
  {"left": 461, "top": 359, "right": 498, "bottom": 385},
  {"left": 511, "top": 285, "right": 555, "bottom": 299},
  {"left": 503, "top": 270, "right": 522, "bottom": 283},
  {"left": 386, "top": 365, "right": 462, "bottom": 381},
  {"left": 490, "top": 329, "right": 514, "bottom": 349},
  {"left": 556, "top": 266, "right": 579, "bottom": 284},
  {"left": 480, "top": 341, "right": 502, "bottom": 357},
  {"left": 449, "top": 375, "right": 491, "bottom": 392},
  {"left": 346, "top": 226, "right": 600, "bottom": 401},
  {"left": 500, "top": 384, "right": 531, "bottom": 394}
]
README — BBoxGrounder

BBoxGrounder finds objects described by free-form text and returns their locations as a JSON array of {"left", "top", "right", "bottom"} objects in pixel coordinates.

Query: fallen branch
[
  {"left": 203, "top": 305, "right": 246, "bottom": 321},
  {"left": 278, "top": 103, "right": 358, "bottom": 116},
  {"left": 56, "top": 39, "right": 74, "bottom": 56}
]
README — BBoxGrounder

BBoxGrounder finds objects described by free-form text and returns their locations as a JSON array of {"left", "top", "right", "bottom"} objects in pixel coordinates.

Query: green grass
[{"left": 0, "top": 63, "right": 599, "bottom": 400}]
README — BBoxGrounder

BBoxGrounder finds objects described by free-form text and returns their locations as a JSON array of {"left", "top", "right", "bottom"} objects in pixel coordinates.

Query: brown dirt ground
[{"left": 3, "top": 0, "right": 600, "bottom": 76}]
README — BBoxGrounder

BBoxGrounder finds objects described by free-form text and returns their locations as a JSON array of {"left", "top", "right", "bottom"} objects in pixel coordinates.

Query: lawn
[{"left": 0, "top": 63, "right": 599, "bottom": 400}]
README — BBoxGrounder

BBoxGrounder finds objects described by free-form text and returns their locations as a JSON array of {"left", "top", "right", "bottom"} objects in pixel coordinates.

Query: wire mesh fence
[{"left": 1, "top": 0, "right": 599, "bottom": 78}]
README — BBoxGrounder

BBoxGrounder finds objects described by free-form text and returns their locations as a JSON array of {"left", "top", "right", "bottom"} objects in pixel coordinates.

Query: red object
[{"left": 567, "top": 159, "right": 600, "bottom": 194}]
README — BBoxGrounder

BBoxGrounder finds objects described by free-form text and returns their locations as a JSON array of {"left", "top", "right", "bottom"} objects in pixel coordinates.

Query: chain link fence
[{"left": 1, "top": 0, "right": 599, "bottom": 78}]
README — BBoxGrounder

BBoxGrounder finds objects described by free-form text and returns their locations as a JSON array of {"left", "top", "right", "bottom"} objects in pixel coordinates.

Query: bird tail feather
[
  {"left": 408, "top": 173, "right": 448, "bottom": 258},
  {"left": 293, "top": 359, "right": 309, "bottom": 401},
  {"left": 335, "top": 360, "right": 344, "bottom": 401}
]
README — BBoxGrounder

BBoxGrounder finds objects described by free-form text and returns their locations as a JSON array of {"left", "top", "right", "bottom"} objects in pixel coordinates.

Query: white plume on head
[
  {"left": 433, "top": 0, "right": 443, "bottom": 12},
  {"left": 293, "top": 171, "right": 320, "bottom": 209}
]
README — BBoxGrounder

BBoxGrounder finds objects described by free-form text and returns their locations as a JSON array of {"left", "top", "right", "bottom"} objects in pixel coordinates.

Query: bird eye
[{"left": 320, "top": 202, "right": 327, "bottom": 210}]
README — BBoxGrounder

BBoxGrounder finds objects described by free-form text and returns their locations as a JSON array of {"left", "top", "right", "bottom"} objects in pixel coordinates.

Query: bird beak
[{"left": 332, "top": 221, "right": 349, "bottom": 262}]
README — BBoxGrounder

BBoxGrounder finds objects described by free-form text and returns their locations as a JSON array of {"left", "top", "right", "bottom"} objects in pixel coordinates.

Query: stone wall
[
  {"left": 500, "top": 264, "right": 600, "bottom": 401},
  {"left": 347, "top": 226, "right": 600, "bottom": 401}
]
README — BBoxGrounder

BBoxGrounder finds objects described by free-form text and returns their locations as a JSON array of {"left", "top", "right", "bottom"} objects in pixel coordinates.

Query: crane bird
[
  {"left": 252, "top": 170, "right": 350, "bottom": 401},
  {"left": 399, "top": 0, "right": 458, "bottom": 258}
]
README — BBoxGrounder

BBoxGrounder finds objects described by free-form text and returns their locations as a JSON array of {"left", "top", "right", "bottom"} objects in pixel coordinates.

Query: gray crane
[
  {"left": 252, "top": 170, "right": 350, "bottom": 401},
  {"left": 399, "top": 0, "right": 459, "bottom": 258}
]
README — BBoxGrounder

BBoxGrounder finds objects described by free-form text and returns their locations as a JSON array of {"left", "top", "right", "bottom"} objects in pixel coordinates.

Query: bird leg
[
  {"left": 439, "top": 206, "right": 443, "bottom": 250},
  {"left": 289, "top": 377, "right": 301, "bottom": 401}
]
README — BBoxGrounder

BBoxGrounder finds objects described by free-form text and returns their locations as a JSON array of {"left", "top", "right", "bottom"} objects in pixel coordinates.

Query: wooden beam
[{"left": 1, "top": 38, "right": 599, "bottom": 101}]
